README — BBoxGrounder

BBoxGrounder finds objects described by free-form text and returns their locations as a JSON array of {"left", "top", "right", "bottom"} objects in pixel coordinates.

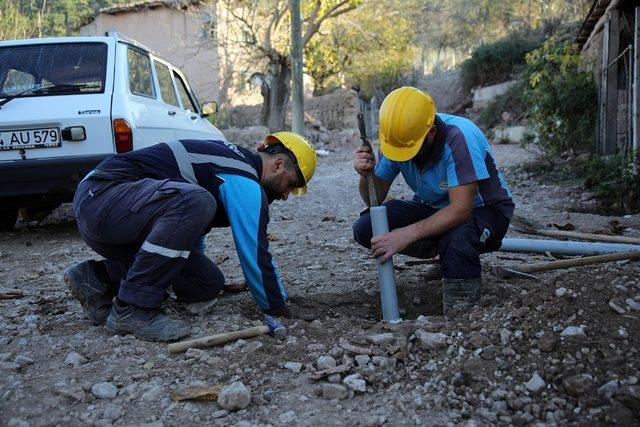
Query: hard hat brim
[{"left": 380, "top": 132, "right": 427, "bottom": 162}]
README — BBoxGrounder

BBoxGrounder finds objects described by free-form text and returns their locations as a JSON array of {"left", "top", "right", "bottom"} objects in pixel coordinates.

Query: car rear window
[{"left": 0, "top": 43, "right": 107, "bottom": 98}]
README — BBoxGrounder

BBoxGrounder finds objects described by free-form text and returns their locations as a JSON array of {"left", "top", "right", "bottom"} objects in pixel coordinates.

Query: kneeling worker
[
  {"left": 64, "top": 132, "right": 316, "bottom": 341},
  {"left": 352, "top": 87, "right": 514, "bottom": 316}
]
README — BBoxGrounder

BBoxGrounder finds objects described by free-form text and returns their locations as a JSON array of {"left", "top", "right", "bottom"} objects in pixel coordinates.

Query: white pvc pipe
[
  {"left": 499, "top": 237, "right": 640, "bottom": 256},
  {"left": 370, "top": 206, "right": 401, "bottom": 322}
]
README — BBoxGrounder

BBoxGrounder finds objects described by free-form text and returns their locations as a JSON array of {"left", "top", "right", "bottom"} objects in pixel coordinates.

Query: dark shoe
[
  {"left": 64, "top": 260, "right": 114, "bottom": 326},
  {"left": 443, "top": 278, "right": 481, "bottom": 318},
  {"left": 106, "top": 301, "right": 189, "bottom": 342}
]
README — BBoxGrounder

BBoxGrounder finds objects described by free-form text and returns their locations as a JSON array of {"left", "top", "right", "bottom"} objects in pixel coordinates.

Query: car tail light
[{"left": 113, "top": 118, "right": 133, "bottom": 153}]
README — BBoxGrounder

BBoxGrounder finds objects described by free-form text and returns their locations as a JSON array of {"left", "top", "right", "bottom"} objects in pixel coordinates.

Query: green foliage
[
  {"left": 523, "top": 37, "right": 597, "bottom": 154},
  {"left": 581, "top": 155, "right": 640, "bottom": 213},
  {"left": 477, "top": 80, "right": 527, "bottom": 129},
  {"left": 460, "top": 32, "right": 543, "bottom": 91},
  {"left": 305, "top": 0, "right": 416, "bottom": 99}
]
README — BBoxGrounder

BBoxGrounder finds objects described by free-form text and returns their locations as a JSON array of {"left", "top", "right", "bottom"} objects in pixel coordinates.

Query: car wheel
[{"left": 0, "top": 209, "right": 18, "bottom": 231}]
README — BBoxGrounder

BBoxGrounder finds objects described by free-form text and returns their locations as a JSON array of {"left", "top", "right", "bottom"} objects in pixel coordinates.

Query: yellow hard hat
[
  {"left": 264, "top": 131, "right": 317, "bottom": 196},
  {"left": 379, "top": 86, "right": 436, "bottom": 161}
]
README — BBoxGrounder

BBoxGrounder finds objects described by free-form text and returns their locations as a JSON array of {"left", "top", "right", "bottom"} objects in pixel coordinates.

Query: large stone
[
  {"left": 525, "top": 373, "right": 546, "bottom": 393},
  {"left": 91, "top": 382, "right": 118, "bottom": 399},
  {"left": 367, "top": 333, "right": 396, "bottom": 345},
  {"left": 416, "top": 330, "right": 448, "bottom": 350},
  {"left": 343, "top": 374, "right": 367, "bottom": 392},
  {"left": 316, "top": 355, "right": 337, "bottom": 371},
  {"left": 322, "top": 383, "right": 348, "bottom": 400},
  {"left": 598, "top": 380, "right": 620, "bottom": 399},
  {"left": 560, "top": 326, "right": 586, "bottom": 338},
  {"left": 563, "top": 375, "right": 592, "bottom": 397},
  {"left": 64, "top": 352, "right": 87, "bottom": 367},
  {"left": 218, "top": 381, "right": 251, "bottom": 411},
  {"left": 467, "top": 331, "right": 491, "bottom": 349},
  {"left": 537, "top": 333, "right": 558, "bottom": 352},
  {"left": 284, "top": 361, "right": 303, "bottom": 373}
]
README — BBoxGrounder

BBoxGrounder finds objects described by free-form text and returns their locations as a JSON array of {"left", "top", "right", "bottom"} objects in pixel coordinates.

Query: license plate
[{"left": 0, "top": 127, "right": 61, "bottom": 151}]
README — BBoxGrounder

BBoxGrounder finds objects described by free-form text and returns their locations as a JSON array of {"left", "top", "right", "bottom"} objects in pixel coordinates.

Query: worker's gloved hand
[{"left": 353, "top": 145, "right": 375, "bottom": 177}]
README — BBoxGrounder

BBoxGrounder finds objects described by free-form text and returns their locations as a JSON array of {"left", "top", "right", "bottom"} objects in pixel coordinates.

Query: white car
[{"left": 0, "top": 33, "right": 224, "bottom": 230}]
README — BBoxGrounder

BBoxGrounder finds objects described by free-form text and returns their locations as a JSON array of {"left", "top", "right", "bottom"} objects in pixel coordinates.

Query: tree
[
  {"left": 0, "top": 0, "right": 41, "bottom": 41},
  {"left": 217, "top": 0, "right": 360, "bottom": 131},
  {"left": 305, "top": 0, "right": 416, "bottom": 100}
]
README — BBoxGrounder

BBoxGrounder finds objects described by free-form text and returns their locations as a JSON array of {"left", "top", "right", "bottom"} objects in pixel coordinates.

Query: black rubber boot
[
  {"left": 442, "top": 278, "right": 481, "bottom": 318},
  {"left": 106, "top": 300, "right": 189, "bottom": 342},
  {"left": 63, "top": 260, "right": 114, "bottom": 326}
]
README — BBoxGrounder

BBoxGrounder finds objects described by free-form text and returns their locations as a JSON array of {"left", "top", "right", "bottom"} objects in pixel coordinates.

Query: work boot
[
  {"left": 63, "top": 260, "right": 114, "bottom": 326},
  {"left": 442, "top": 278, "right": 481, "bottom": 318},
  {"left": 106, "top": 300, "right": 189, "bottom": 342}
]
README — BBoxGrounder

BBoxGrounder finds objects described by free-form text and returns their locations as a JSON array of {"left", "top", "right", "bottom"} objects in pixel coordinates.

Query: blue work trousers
[
  {"left": 352, "top": 198, "right": 510, "bottom": 280},
  {"left": 72, "top": 177, "right": 225, "bottom": 308}
]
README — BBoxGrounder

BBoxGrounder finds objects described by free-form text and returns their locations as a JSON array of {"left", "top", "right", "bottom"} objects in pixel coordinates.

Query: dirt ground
[{"left": 1, "top": 139, "right": 640, "bottom": 427}]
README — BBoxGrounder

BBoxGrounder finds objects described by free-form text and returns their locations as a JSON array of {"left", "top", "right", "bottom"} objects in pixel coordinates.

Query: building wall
[{"left": 80, "top": 6, "right": 220, "bottom": 103}]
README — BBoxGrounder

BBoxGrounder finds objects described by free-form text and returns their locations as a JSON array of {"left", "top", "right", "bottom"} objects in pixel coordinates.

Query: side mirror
[{"left": 201, "top": 101, "right": 218, "bottom": 117}]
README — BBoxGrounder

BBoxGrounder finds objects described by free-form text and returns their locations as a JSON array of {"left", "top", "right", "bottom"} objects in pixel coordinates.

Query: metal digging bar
[{"left": 357, "top": 112, "right": 401, "bottom": 322}]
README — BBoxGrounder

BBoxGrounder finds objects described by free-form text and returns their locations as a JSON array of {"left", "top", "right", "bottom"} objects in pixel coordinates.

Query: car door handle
[
  {"left": 190, "top": 115, "right": 198, "bottom": 120},
  {"left": 168, "top": 111, "right": 177, "bottom": 116}
]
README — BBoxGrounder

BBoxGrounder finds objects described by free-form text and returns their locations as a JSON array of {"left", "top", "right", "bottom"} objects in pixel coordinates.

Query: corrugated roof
[{"left": 576, "top": 0, "right": 613, "bottom": 47}]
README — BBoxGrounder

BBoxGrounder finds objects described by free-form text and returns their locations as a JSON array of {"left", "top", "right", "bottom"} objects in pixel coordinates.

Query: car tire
[{"left": 0, "top": 209, "right": 18, "bottom": 231}]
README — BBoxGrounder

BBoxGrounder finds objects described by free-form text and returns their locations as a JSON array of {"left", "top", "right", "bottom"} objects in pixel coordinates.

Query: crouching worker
[
  {"left": 64, "top": 133, "right": 316, "bottom": 341},
  {"left": 352, "top": 87, "right": 514, "bottom": 316}
]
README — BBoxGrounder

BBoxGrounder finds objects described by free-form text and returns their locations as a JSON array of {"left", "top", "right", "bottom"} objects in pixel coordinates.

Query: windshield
[{"left": 0, "top": 43, "right": 107, "bottom": 98}]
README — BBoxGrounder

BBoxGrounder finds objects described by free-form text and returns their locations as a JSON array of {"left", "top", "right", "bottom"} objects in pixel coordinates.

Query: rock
[
  {"left": 140, "top": 384, "right": 163, "bottom": 402},
  {"left": 212, "top": 410, "right": 229, "bottom": 418},
  {"left": 64, "top": 352, "right": 88, "bottom": 367},
  {"left": 7, "top": 419, "right": 29, "bottom": 427},
  {"left": 284, "top": 361, "right": 303, "bottom": 373},
  {"left": 103, "top": 404, "right": 122, "bottom": 420},
  {"left": 343, "top": 374, "right": 367, "bottom": 392},
  {"left": 609, "top": 300, "right": 626, "bottom": 314},
  {"left": 615, "top": 386, "right": 640, "bottom": 413},
  {"left": 279, "top": 411, "right": 297, "bottom": 424},
  {"left": 480, "top": 346, "right": 499, "bottom": 360},
  {"left": 416, "top": 330, "right": 448, "bottom": 350},
  {"left": 499, "top": 329, "right": 512, "bottom": 346},
  {"left": 537, "top": 333, "right": 558, "bottom": 352},
  {"left": 513, "top": 306, "right": 530, "bottom": 318},
  {"left": 54, "top": 384, "right": 85, "bottom": 402},
  {"left": 467, "top": 331, "right": 491, "bottom": 349},
  {"left": 307, "top": 343, "right": 326, "bottom": 352},
  {"left": 555, "top": 287, "right": 567, "bottom": 297},
  {"left": 367, "top": 333, "right": 396, "bottom": 345},
  {"left": 355, "top": 355, "right": 371, "bottom": 367},
  {"left": 525, "top": 373, "right": 546, "bottom": 393},
  {"left": 327, "top": 374, "right": 342, "bottom": 383},
  {"left": 13, "top": 355, "right": 34, "bottom": 367},
  {"left": 91, "top": 382, "right": 118, "bottom": 399},
  {"left": 626, "top": 298, "right": 640, "bottom": 311},
  {"left": 316, "top": 355, "right": 337, "bottom": 371},
  {"left": 218, "top": 381, "right": 251, "bottom": 411},
  {"left": 371, "top": 356, "right": 396, "bottom": 369},
  {"left": 322, "top": 383, "right": 348, "bottom": 400},
  {"left": 185, "top": 348, "right": 207, "bottom": 360},
  {"left": 560, "top": 326, "right": 586, "bottom": 338},
  {"left": 598, "top": 380, "right": 620, "bottom": 399},
  {"left": 0, "top": 362, "right": 21, "bottom": 372},
  {"left": 563, "top": 375, "right": 592, "bottom": 397},
  {"left": 243, "top": 341, "right": 263, "bottom": 353}
]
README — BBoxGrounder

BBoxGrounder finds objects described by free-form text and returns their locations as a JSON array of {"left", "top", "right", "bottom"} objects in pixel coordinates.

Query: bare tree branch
[{"left": 302, "top": 1, "right": 358, "bottom": 47}]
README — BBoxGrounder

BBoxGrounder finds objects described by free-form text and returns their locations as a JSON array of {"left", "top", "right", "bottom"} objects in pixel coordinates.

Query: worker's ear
[{"left": 272, "top": 156, "right": 286, "bottom": 173}]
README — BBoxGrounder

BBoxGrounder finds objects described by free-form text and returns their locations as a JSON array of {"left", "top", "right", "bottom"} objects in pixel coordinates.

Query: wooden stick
[
  {"left": 504, "top": 250, "right": 640, "bottom": 274},
  {"left": 168, "top": 325, "right": 270, "bottom": 354},
  {"left": 535, "top": 229, "right": 640, "bottom": 245}
]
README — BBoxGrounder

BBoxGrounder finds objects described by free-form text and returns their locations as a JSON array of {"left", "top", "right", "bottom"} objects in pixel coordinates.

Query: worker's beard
[{"left": 261, "top": 178, "right": 282, "bottom": 204}]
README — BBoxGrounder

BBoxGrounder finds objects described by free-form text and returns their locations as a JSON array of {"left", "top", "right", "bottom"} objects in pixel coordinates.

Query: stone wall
[{"left": 221, "top": 89, "right": 359, "bottom": 131}]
